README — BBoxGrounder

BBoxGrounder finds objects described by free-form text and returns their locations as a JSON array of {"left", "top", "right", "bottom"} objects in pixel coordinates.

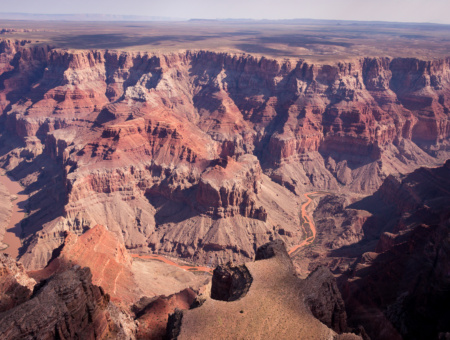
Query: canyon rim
[{"left": 0, "top": 17, "right": 449, "bottom": 340}]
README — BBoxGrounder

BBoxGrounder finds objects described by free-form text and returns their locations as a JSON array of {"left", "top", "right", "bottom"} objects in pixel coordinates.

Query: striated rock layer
[
  {"left": 0, "top": 39, "right": 449, "bottom": 268},
  {"left": 0, "top": 266, "right": 110, "bottom": 339}
]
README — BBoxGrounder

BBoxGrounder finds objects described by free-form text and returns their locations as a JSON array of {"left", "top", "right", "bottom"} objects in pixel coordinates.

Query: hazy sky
[{"left": 1, "top": 0, "right": 450, "bottom": 24}]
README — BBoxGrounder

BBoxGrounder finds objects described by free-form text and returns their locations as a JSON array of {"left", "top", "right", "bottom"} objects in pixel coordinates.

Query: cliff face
[
  {"left": 28, "top": 224, "right": 142, "bottom": 305},
  {"left": 0, "top": 39, "right": 449, "bottom": 268},
  {"left": 0, "top": 253, "right": 35, "bottom": 313},
  {"left": 340, "top": 160, "right": 450, "bottom": 340},
  {"left": 302, "top": 266, "right": 348, "bottom": 333},
  {"left": 0, "top": 266, "right": 110, "bottom": 339},
  {"left": 133, "top": 288, "right": 196, "bottom": 340}
]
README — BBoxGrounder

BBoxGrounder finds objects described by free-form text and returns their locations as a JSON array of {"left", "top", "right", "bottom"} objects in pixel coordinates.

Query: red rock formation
[
  {"left": 134, "top": 288, "right": 196, "bottom": 340},
  {"left": 0, "top": 253, "right": 35, "bottom": 312},
  {"left": 196, "top": 155, "right": 267, "bottom": 220},
  {"left": 167, "top": 241, "right": 363, "bottom": 339},
  {"left": 0, "top": 39, "right": 449, "bottom": 269},
  {"left": 29, "top": 224, "right": 142, "bottom": 305}
]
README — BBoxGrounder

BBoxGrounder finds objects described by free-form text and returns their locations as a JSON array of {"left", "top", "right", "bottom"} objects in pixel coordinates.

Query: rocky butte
[{"left": 0, "top": 21, "right": 449, "bottom": 340}]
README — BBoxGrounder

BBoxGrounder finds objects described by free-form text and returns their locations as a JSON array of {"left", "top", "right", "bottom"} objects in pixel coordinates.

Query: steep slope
[
  {"left": 0, "top": 253, "right": 35, "bottom": 313},
  {"left": 331, "top": 160, "right": 450, "bottom": 340},
  {"left": 290, "top": 192, "right": 372, "bottom": 277},
  {"left": 27, "top": 223, "right": 208, "bottom": 313},
  {"left": 28, "top": 224, "right": 142, "bottom": 305},
  {"left": 133, "top": 288, "right": 197, "bottom": 340},
  {"left": 0, "top": 266, "right": 111, "bottom": 339},
  {"left": 0, "top": 39, "right": 449, "bottom": 269}
]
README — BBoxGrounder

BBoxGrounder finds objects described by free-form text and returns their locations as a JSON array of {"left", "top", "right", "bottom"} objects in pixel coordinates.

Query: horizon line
[{"left": 0, "top": 12, "right": 449, "bottom": 26}]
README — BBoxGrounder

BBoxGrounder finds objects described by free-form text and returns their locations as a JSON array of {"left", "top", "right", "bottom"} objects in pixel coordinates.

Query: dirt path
[
  {"left": 0, "top": 174, "right": 28, "bottom": 259},
  {"left": 288, "top": 191, "right": 318, "bottom": 255}
]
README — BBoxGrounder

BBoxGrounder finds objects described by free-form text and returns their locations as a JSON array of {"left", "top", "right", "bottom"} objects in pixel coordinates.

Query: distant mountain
[{"left": 0, "top": 12, "right": 185, "bottom": 21}]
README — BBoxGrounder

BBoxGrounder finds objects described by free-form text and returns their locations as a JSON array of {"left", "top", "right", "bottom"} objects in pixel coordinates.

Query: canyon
[
  {"left": 0, "top": 39, "right": 449, "bottom": 271},
  {"left": 0, "top": 18, "right": 449, "bottom": 340}
]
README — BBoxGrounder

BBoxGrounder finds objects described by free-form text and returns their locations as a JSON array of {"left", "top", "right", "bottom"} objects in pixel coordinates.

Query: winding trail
[
  {"left": 0, "top": 173, "right": 28, "bottom": 259},
  {"left": 288, "top": 191, "right": 318, "bottom": 255}
]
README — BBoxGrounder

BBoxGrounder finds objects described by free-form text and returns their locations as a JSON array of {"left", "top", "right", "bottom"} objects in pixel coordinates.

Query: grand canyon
[{"left": 0, "top": 18, "right": 449, "bottom": 340}]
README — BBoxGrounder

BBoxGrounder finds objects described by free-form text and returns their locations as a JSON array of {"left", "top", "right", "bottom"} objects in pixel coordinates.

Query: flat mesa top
[{"left": 1, "top": 19, "right": 450, "bottom": 60}]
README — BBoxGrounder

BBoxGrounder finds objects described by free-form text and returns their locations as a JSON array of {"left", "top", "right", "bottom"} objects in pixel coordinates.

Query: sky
[{"left": 1, "top": 0, "right": 449, "bottom": 24}]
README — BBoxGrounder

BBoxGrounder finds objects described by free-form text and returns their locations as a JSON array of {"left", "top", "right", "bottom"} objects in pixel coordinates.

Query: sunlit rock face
[{"left": 0, "top": 39, "right": 449, "bottom": 269}]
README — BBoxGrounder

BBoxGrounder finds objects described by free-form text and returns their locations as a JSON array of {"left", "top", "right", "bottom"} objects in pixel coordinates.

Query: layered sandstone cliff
[{"left": 0, "top": 39, "right": 449, "bottom": 268}]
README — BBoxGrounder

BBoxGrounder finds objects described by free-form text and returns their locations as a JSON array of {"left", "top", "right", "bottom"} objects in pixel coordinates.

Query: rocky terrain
[
  {"left": 290, "top": 161, "right": 450, "bottom": 339},
  {"left": 0, "top": 224, "right": 208, "bottom": 340},
  {"left": 168, "top": 240, "right": 364, "bottom": 339},
  {"left": 0, "top": 38, "right": 448, "bottom": 271},
  {"left": 338, "top": 160, "right": 450, "bottom": 340},
  {"left": 0, "top": 253, "right": 35, "bottom": 313},
  {"left": 133, "top": 288, "right": 197, "bottom": 339},
  {"left": 0, "top": 30, "right": 450, "bottom": 339},
  {"left": 28, "top": 224, "right": 142, "bottom": 305},
  {"left": 0, "top": 265, "right": 112, "bottom": 339},
  {"left": 28, "top": 224, "right": 208, "bottom": 307},
  {"left": 0, "top": 239, "right": 369, "bottom": 340}
]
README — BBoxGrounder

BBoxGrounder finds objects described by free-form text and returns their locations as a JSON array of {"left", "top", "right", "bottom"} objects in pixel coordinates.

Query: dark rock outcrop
[
  {"left": 0, "top": 253, "right": 35, "bottom": 313},
  {"left": 255, "top": 239, "right": 291, "bottom": 261},
  {"left": 0, "top": 266, "right": 110, "bottom": 339},
  {"left": 341, "top": 161, "right": 450, "bottom": 340},
  {"left": 302, "top": 266, "right": 348, "bottom": 333},
  {"left": 210, "top": 262, "right": 252, "bottom": 301},
  {"left": 166, "top": 308, "right": 184, "bottom": 340}
]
